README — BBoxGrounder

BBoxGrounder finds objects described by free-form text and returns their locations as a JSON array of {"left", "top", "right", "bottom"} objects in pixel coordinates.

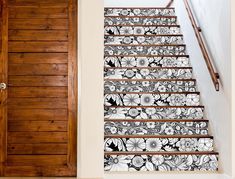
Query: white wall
[
  {"left": 175, "top": 0, "right": 231, "bottom": 176},
  {"left": 231, "top": 0, "right": 235, "bottom": 178},
  {"left": 78, "top": 0, "right": 104, "bottom": 178}
]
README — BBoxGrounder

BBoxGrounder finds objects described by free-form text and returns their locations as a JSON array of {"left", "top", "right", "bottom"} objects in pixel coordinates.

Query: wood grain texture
[
  {"left": 8, "top": 87, "right": 68, "bottom": 97},
  {"left": 4, "top": 0, "right": 77, "bottom": 176},
  {"left": 4, "top": 166, "right": 76, "bottom": 177},
  {"left": 9, "top": 0, "right": 68, "bottom": 7},
  {"left": 9, "top": 19, "right": 68, "bottom": 30},
  {"left": 8, "top": 132, "right": 68, "bottom": 143},
  {"left": 0, "top": 0, "right": 8, "bottom": 175},
  {"left": 9, "top": 53, "right": 68, "bottom": 64},
  {"left": 9, "top": 30, "right": 68, "bottom": 41},
  {"left": 8, "top": 120, "right": 68, "bottom": 131},
  {"left": 8, "top": 98, "right": 68, "bottom": 109},
  {"left": 8, "top": 109, "right": 68, "bottom": 121},
  {"left": 8, "top": 143, "right": 67, "bottom": 154},
  {"left": 7, "top": 155, "right": 67, "bottom": 166},
  {"left": 9, "top": 41, "right": 68, "bottom": 52},
  {"left": 67, "top": 0, "right": 77, "bottom": 169},
  {"left": 9, "top": 64, "right": 68, "bottom": 75},
  {"left": 8, "top": 76, "right": 68, "bottom": 86},
  {"left": 9, "top": 7, "right": 68, "bottom": 18}
]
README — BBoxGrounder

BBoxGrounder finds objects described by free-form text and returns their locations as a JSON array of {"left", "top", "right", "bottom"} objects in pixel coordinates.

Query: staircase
[{"left": 104, "top": 7, "right": 218, "bottom": 172}]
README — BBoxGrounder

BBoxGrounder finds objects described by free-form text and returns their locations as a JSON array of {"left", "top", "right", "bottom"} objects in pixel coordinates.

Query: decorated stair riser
[
  {"left": 104, "top": 137, "right": 214, "bottom": 152},
  {"left": 104, "top": 93, "right": 200, "bottom": 106},
  {"left": 105, "top": 17, "right": 177, "bottom": 26},
  {"left": 105, "top": 35, "right": 184, "bottom": 45},
  {"left": 104, "top": 68, "right": 192, "bottom": 79},
  {"left": 104, "top": 121, "right": 209, "bottom": 135},
  {"left": 104, "top": 26, "right": 181, "bottom": 35},
  {"left": 104, "top": 80, "right": 197, "bottom": 93},
  {"left": 105, "top": 107, "right": 204, "bottom": 120},
  {"left": 104, "top": 7, "right": 218, "bottom": 172},
  {"left": 104, "top": 45, "right": 186, "bottom": 56},
  {"left": 104, "top": 57, "right": 190, "bottom": 68},
  {"left": 104, "top": 8, "right": 176, "bottom": 16},
  {"left": 104, "top": 154, "right": 218, "bottom": 171}
]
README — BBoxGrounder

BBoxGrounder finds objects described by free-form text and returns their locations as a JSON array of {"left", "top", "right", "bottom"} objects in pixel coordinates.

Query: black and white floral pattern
[
  {"left": 104, "top": 68, "right": 192, "bottom": 79},
  {"left": 104, "top": 35, "right": 184, "bottom": 45},
  {"left": 104, "top": 26, "right": 181, "bottom": 35},
  {"left": 104, "top": 45, "right": 186, "bottom": 55},
  {"left": 104, "top": 93, "right": 200, "bottom": 106},
  {"left": 104, "top": 107, "right": 204, "bottom": 119},
  {"left": 104, "top": 57, "right": 190, "bottom": 68},
  {"left": 104, "top": 154, "right": 218, "bottom": 171},
  {"left": 104, "top": 7, "right": 218, "bottom": 171},
  {"left": 104, "top": 8, "right": 175, "bottom": 16},
  {"left": 104, "top": 121, "right": 209, "bottom": 135},
  {"left": 105, "top": 17, "right": 177, "bottom": 26},
  {"left": 104, "top": 137, "right": 213, "bottom": 152},
  {"left": 104, "top": 80, "right": 197, "bottom": 93}
]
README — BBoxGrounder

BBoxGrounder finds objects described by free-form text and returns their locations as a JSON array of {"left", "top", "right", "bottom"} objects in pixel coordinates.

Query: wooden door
[{"left": 0, "top": 0, "right": 77, "bottom": 176}]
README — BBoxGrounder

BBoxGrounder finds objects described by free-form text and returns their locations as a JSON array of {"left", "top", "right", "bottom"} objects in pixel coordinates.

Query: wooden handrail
[
  {"left": 166, "top": 0, "right": 174, "bottom": 8},
  {"left": 183, "top": 0, "right": 220, "bottom": 91}
]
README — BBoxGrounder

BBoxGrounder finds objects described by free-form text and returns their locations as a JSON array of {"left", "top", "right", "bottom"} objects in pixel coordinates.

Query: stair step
[
  {"left": 104, "top": 120, "right": 209, "bottom": 135},
  {"left": 104, "top": 136, "right": 213, "bottom": 152},
  {"left": 104, "top": 68, "right": 192, "bottom": 80},
  {"left": 104, "top": 119, "right": 207, "bottom": 122},
  {"left": 104, "top": 45, "right": 186, "bottom": 56},
  {"left": 105, "top": 25, "right": 181, "bottom": 36},
  {"left": 105, "top": 92, "right": 200, "bottom": 94},
  {"left": 105, "top": 16, "right": 177, "bottom": 26},
  {"left": 105, "top": 15, "right": 177, "bottom": 18},
  {"left": 104, "top": 35, "right": 184, "bottom": 45},
  {"left": 105, "top": 55, "right": 189, "bottom": 57},
  {"left": 104, "top": 107, "right": 204, "bottom": 119},
  {"left": 105, "top": 34, "right": 183, "bottom": 36},
  {"left": 105, "top": 120, "right": 208, "bottom": 135},
  {"left": 104, "top": 93, "right": 200, "bottom": 107},
  {"left": 105, "top": 7, "right": 175, "bottom": 9},
  {"left": 104, "top": 56, "right": 190, "bottom": 68},
  {"left": 104, "top": 80, "right": 197, "bottom": 93},
  {"left": 106, "top": 44, "right": 186, "bottom": 46},
  {"left": 104, "top": 8, "right": 175, "bottom": 17},
  {"left": 104, "top": 153, "right": 218, "bottom": 171}
]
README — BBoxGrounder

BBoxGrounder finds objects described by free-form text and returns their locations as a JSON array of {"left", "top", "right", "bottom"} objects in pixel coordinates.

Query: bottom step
[{"left": 104, "top": 153, "right": 218, "bottom": 171}]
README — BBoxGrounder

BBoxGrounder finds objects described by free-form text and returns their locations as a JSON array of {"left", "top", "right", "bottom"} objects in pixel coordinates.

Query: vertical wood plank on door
[
  {"left": 0, "top": 0, "right": 8, "bottom": 176},
  {"left": 67, "top": 0, "right": 77, "bottom": 171}
]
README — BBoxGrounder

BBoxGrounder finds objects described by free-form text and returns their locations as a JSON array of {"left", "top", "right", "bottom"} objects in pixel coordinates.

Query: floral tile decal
[
  {"left": 104, "top": 26, "right": 181, "bottom": 35},
  {"left": 104, "top": 57, "right": 190, "bottom": 68},
  {"left": 104, "top": 107, "right": 204, "bottom": 119},
  {"left": 104, "top": 8, "right": 175, "bottom": 16},
  {"left": 104, "top": 154, "right": 218, "bottom": 171},
  {"left": 104, "top": 45, "right": 186, "bottom": 55},
  {"left": 104, "top": 93, "right": 200, "bottom": 106},
  {"left": 104, "top": 35, "right": 184, "bottom": 45},
  {"left": 104, "top": 80, "right": 197, "bottom": 93},
  {"left": 105, "top": 17, "right": 177, "bottom": 26},
  {"left": 104, "top": 68, "right": 192, "bottom": 79},
  {"left": 104, "top": 137, "right": 213, "bottom": 152},
  {"left": 104, "top": 7, "right": 218, "bottom": 172},
  {"left": 104, "top": 121, "right": 209, "bottom": 135}
]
